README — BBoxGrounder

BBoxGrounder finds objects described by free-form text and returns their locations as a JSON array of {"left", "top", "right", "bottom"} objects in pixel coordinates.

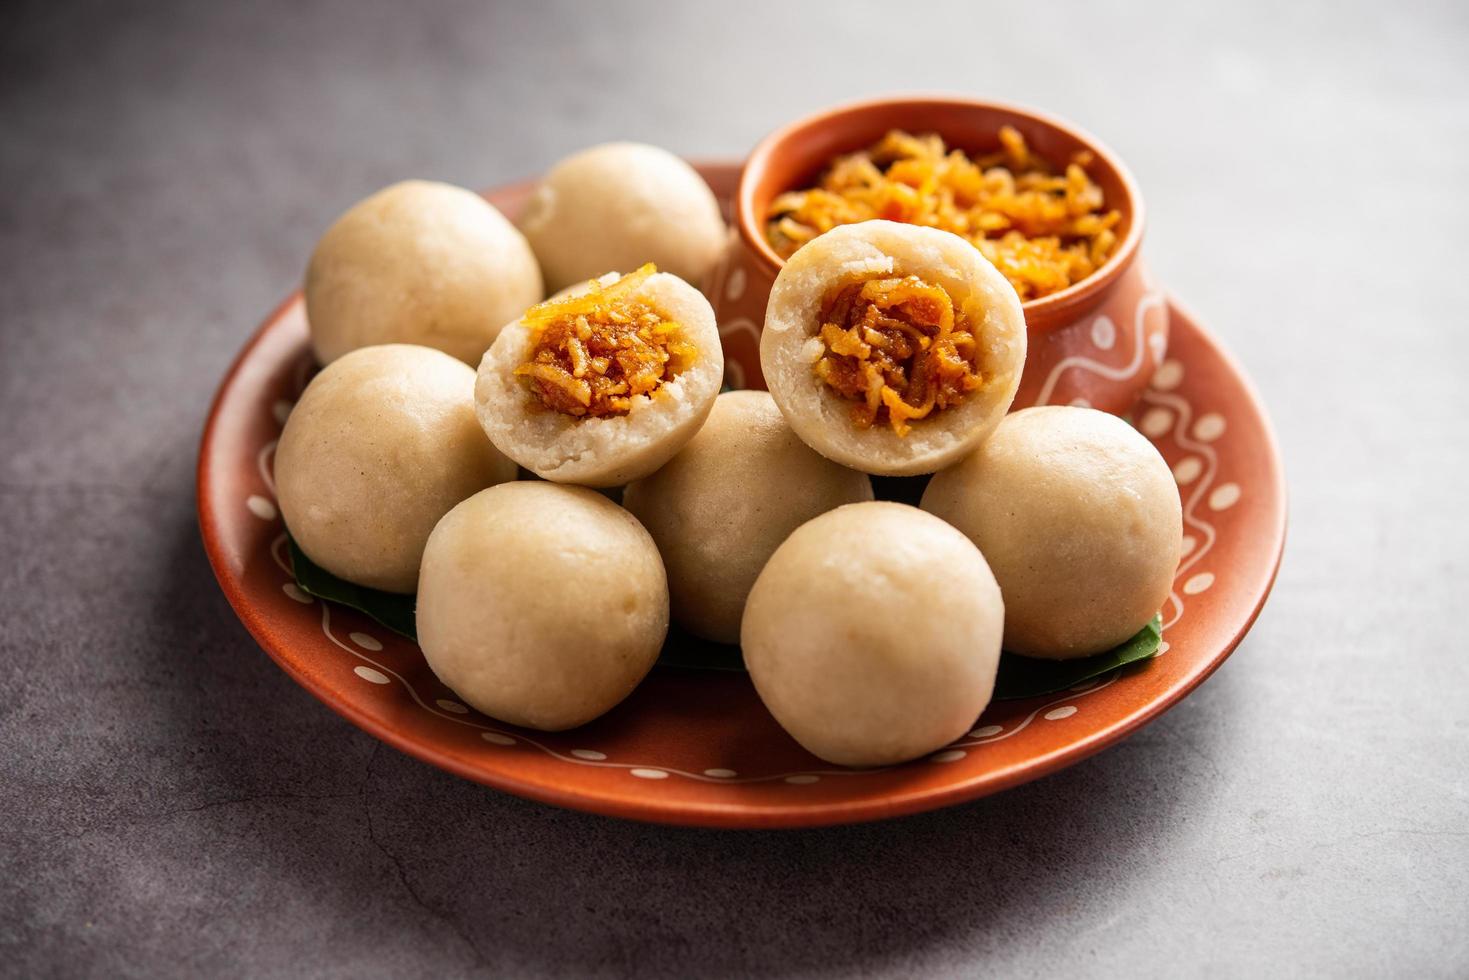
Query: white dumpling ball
[
  {"left": 275, "top": 344, "right": 518, "bottom": 593},
  {"left": 305, "top": 180, "right": 543, "bottom": 366},
  {"left": 922, "top": 406, "right": 1182, "bottom": 659},
  {"left": 741, "top": 502, "right": 1004, "bottom": 767},
  {"left": 623, "top": 390, "right": 874, "bottom": 644},
  {"left": 760, "top": 220, "right": 1027, "bottom": 476},
  {"left": 475, "top": 265, "right": 723, "bottom": 487},
  {"left": 416, "top": 482, "right": 669, "bottom": 731},
  {"left": 517, "top": 142, "right": 727, "bottom": 293}
]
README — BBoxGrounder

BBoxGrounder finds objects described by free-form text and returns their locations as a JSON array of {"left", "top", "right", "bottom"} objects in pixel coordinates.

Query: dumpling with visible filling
[
  {"left": 474, "top": 265, "right": 723, "bottom": 487},
  {"left": 760, "top": 220, "right": 1026, "bottom": 476}
]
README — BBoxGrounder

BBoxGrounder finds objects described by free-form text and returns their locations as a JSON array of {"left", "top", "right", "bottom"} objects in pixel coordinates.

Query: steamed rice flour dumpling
[
  {"left": 275, "top": 344, "right": 517, "bottom": 594},
  {"left": 623, "top": 390, "right": 874, "bottom": 644},
  {"left": 305, "top": 180, "right": 542, "bottom": 366},
  {"left": 741, "top": 502, "right": 1005, "bottom": 767},
  {"left": 760, "top": 220, "right": 1026, "bottom": 476},
  {"left": 475, "top": 265, "right": 723, "bottom": 487},
  {"left": 519, "top": 142, "right": 728, "bottom": 293},
  {"left": 922, "top": 406, "right": 1182, "bottom": 659},
  {"left": 417, "top": 482, "right": 669, "bottom": 731}
]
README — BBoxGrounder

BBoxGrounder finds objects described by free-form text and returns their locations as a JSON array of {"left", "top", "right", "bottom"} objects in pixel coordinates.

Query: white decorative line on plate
[
  {"left": 1034, "top": 292, "right": 1165, "bottom": 408},
  {"left": 947, "top": 672, "right": 1122, "bottom": 751},
  {"left": 256, "top": 440, "right": 278, "bottom": 496},
  {"left": 1137, "top": 379, "right": 1226, "bottom": 630},
  {"left": 281, "top": 583, "right": 312, "bottom": 604},
  {"left": 717, "top": 316, "right": 760, "bottom": 392}
]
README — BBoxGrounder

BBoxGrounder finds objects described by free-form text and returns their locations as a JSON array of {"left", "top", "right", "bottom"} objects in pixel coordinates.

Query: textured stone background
[{"left": 2, "top": 0, "right": 1466, "bottom": 976}]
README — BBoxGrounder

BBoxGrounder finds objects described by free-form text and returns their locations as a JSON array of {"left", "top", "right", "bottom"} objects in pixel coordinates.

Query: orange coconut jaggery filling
[
  {"left": 766, "top": 128, "right": 1121, "bottom": 301},
  {"left": 515, "top": 264, "right": 695, "bottom": 418},
  {"left": 813, "top": 274, "right": 983, "bottom": 437}
]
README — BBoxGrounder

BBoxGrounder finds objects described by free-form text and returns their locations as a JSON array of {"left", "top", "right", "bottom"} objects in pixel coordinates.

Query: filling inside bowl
[
  {"left": 813, "top": 274, "right": 983, "bottom": 437},
  {"left": 767, "top": 128, "right": 1121, "bottom": 301},
  {"left": 515, "top": 264, "right": 695, "bottom": 418}
]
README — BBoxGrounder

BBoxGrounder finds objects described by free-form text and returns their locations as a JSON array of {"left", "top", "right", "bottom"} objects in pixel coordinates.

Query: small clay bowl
[{"left": 708, "top": 95, "right": 1167, "bottom": 413}]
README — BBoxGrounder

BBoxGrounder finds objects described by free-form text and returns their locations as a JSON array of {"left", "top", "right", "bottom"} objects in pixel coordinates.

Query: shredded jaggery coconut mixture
[
  {"left": 813, "top": 274, "right": 983, "bottom": 436},
  {"left": 766, "top": 128, "right": 1121, "bottom": 301},
  {"left": 515, "top": 264, "right": 695, "bottom": 418}
]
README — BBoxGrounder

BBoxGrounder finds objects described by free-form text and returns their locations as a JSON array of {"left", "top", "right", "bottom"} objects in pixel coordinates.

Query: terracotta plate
[{"left": 197, "top": 163, "right": 1286, "bottom": 828}]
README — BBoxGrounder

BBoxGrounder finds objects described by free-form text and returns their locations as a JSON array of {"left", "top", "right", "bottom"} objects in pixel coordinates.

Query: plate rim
[{"left": 197, "top": 172, "right": 1287, "bottom": 829}]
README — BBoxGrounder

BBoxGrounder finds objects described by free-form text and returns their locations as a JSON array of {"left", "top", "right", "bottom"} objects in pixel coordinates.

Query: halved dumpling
[
  {"left": 760, "top": 220, "right": 1026, "bottom": 476},
  {"left": 475, "top": 265, "right": 723, "bottom": 487}
]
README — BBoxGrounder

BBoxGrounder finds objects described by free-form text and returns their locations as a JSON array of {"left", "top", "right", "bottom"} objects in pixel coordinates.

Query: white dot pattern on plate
[
  {"left": 1180, "top": 534, "right": 1197, "bottom": 556},
  {"left": 724, "top": 266, "right": 746, "bottom": 302},
  {"left": 1149, "top": 330, "right": 1168, "bottom": 361},
  {"left": 1044, "top": 706, "right": 1078, "bottom": 720},
  {"left": 246, "top": 495, "right": 277, "bottom": 520},
  {"left": 349, "top": 631, "right": 382, "bottom": 651},
  {"left": 572, "top": 749, "right": 606, "bottom": 761},
  {"left": 282, "top": 583, "right": 312, "bottom": 604},
  {"left": 354, "top": 666, "right": 389, "bottom": 685},
  {"left": 1090, "top": 315, "right": 1116, "bottom": 350},
  {"left": 931, "top": 750, "right": 967, "bottom": 763},
  {"left": 435, "top": 699, "right": 468, "bottom": 714},
  {"left": 631, "top": 768, "right": 669, "bottom": 780},
  {"left": 703, "top": 768, "right": 737, "bottom": 778},
  {"left": 1070, "top": 397, "right": 1092, "bottom": 408},
  {"left": 1152, "top": 359, "right": 1184, "bottom": 390},
  {"left": 481, "top": 732, "right": 516, "bottom": 746},
  {"left": 1193, "top": 413, "right": 1227, "bottom": 442},
  {"left": 1209, "top": 483, "right": 1241, "bottom": 510},
  {"left": 1173, "top": 457, "right": 1203, "bottom": 485},
  {"left": 1184, "top": 572, "right": 1215, "bottom": 595},
  {"left": 784, "top": 775, "right": 819, "bottom": 785},
  {"left": 970, "top": 725, "right": 1003, "bottom": 738},
  {"left": 272, "top": 399, "right": 294, "bottom": 424},
  {"left": 1158, "top": 641, "right": 1171, "bottom": 655},
  {"left": 1140, "top": 407, "right": 1174, "bottom": 438}
]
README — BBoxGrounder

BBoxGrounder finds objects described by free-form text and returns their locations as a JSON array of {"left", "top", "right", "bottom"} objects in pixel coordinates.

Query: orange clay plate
[{"left": 197, "top": 163, "right": 1286, "bottom": 828}]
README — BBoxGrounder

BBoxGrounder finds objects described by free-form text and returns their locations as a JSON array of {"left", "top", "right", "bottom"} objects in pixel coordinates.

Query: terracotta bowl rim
[{"left": 735, "top": 93, "right": 1146, "bottom": 330}]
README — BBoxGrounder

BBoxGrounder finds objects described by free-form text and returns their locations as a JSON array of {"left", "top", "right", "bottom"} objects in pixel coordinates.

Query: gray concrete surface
[{"left": 2, "top": 0, "right": 1466, "bottom": 976}]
